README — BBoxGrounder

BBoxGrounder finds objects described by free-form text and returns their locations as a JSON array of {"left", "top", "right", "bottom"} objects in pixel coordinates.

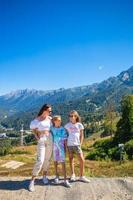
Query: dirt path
[{"left": 0, "top": 177, "right": 133, "bottom": 200}]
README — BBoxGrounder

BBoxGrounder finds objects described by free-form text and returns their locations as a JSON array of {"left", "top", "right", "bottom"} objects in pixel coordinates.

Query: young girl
[
  {"left": 65, "top": 110, "right": 90, "bottom": 183},
  {"left": 51, "top": 115, "right": 71, "bottom": 188}
]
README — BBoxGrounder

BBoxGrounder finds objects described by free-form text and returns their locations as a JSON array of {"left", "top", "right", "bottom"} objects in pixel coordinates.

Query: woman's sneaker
[
  {"left": 29, "top": 180, "right": 35, "bottom": 192},
  {"left": 70, "top": 174, "right": 76, "bottom": 181},
  {"left": 64, "top": 180, "right": 72, "bottom": 188},
  {"left": 43, "top": 176, "right": 49, "bottom": 185},
  {"left": 79, "top": 176, "right": 90, "bottom": 183},
  {"left": 54, "top": 176, "right": 59, "bottom": 184}
]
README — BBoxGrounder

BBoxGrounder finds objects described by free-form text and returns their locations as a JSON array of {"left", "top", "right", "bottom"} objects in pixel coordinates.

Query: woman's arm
[
  {"left": 32, "top": 128, "right": 40, "bottom": 140},
  {"left": 80, "top": 129, "right": 84, "bottom": 145}
]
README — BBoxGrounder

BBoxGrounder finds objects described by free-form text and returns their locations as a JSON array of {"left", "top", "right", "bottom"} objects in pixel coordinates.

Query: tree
[
  {"left": 114, "top": 95, "right": 133, "bottom": 143},
  {"left": 102, "top": 100, "right": 117, "bottom": 137}
]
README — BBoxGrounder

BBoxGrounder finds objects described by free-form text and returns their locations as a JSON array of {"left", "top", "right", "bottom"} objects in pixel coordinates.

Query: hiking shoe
[
  {"left": 29, "top": 180, "right": 35, "bottom": 192},
  {"left": 64, "top": 180, "right": 72, "bottom": 188},
  {"left": 70, "top": 174, "right": 76, "bottom": 181},
  {"left": 79, "top": 176, "right": 90, "bottom": 183},
  {"left": 54, "top": 176, "right": 59, "bottom": 184},
  {"left": 43, "top": 176, "right": 49, "bottom": 185}
]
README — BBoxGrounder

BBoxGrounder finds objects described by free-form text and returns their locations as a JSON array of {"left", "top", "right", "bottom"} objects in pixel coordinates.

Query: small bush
[
  {"left": 93, "top": 138, "right": 114, "bottom": 150},
  {"left": 86, "top": 138, "right": 126, "bottom": 161},
  {"left": 25, "top": 134, "right": 36, "bottom": 144},
  {"left": 125, "top": 139, "right": 133, "bottom": 160},
  {"left": 108, "top": 147, "right": 120, "bottom": 160},
  {"left": 11, "top": 138, "right": 20, "bottom": 146},
  {"left": 0, "top": 139, "right": 12, "bottom": 156},
  {"left": 86, "top": 149, "right": 109, "bottom": 161}
]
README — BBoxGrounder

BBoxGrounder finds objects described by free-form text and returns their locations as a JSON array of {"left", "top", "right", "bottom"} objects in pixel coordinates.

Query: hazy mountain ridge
[
  {"left": 0, "top": 84, "right": 99, "bottom": 115},
  {"left": 0, "top": 66, "right": 133, "bottom": 129}
]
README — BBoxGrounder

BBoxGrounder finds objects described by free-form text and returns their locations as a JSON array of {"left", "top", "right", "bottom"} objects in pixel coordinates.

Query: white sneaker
[
  {"left": 43, "top": 176, "right": 49, "bottom": 185},
  {"left": 64, "top": 180, "right": 72, "bottom": 188},
  {"left": 79, "top": 176, "right": 90, "bottom": 183},
  {"left": 70, "top": 174, "right": 76, "bottom": 181},
  {"left": 29, "top": 180, "right": 35, "bottom": 192},
  {"left": 54, "top": 176, "right": 59, "bottom": 184}
]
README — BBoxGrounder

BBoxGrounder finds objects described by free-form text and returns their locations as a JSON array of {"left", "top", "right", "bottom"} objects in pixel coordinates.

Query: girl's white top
[{"left": 64, "top": 122, "right": 84, "bottom": 146}]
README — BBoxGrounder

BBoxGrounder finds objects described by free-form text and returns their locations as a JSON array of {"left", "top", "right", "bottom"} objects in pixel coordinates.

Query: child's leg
[
  {"left": 54, "top": 161, "right": 59, "bottom": 177},
  {"left": 77, "top": 151, "right": 90, "bottom": 183},
  {"left": 68, "top": 150, "right": 75, "bottom": 175},
  {"left": 52, "top": 142, "right": 60, "bottom": 177},
  {"left": 77, "top": 152, "right": 85, "bottom": 177},
  {"left": 61, "top": 162, "right": 72, "bottom": 187},
  {"left": 61, "top": 162, "right": 66, "bottom": 180}
]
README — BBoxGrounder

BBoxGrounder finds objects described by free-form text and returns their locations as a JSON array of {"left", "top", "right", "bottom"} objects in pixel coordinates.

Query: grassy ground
[{"left": 0, "top": 138, "right": 133, "bottom": 177}]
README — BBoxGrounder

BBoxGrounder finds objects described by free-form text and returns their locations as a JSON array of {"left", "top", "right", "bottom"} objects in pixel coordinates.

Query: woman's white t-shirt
[
  {"left": 64, "top": 122, "right": 84, "bottom": 146},
  {"left": 30, "top": 116, "right": 52, "bottom": 140}
]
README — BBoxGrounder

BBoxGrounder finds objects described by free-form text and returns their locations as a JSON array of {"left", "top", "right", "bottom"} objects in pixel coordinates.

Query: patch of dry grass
[{"left": 0, "top": 143, "right": 133, "bottom": 177}]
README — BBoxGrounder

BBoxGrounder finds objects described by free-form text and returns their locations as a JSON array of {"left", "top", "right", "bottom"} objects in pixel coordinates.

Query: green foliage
[
  {"left": 11, "top": 138, "right": 20, "bottom": 146},
  {"left": 86, "top": 138, "right": 116, "bottom": 161},
  {"left": 25, "top": 134, "right": 36, "bottom": 144},
  {"left": 125, "top": 139, "right": 133, "bottom": 159},
  {"left": 86, "top": 148, "right": 108, "bottom": 161},
  {"left": 101, "top": 117, "right": 117, "bottom": 137},
  {"left": 114, "top": 95, "right": 133, "bottom": 143},
  {"left": 108, "top": 147, "right": 122, "bottom": 160},
  {"left": 6, "top": 132, "right": 19, "bottom": 137},
  {"left": 102, "top": 101, "right": 118, "bottom": 137},
  {"left": 0, "top": 139, "right": 12, "bottom": 156},
  {"left": 86, "top": 137, "right": 128, "bottom": 161},
  {"left": 93, "top": 138, "right": 114, "bottom": 149}
]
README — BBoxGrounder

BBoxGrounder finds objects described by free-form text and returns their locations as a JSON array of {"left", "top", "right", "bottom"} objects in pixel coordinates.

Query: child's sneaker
[
  {"left": 79, "top": 176, "right": 90, "bottom": 183},
  {"left": 70, "top": 174, "right": 76, "bottom": 181},
  {"left": 54, "top": 176, "right": 59, "bottom": 184},
  {"left": 64, "top": 180, "right": 72, "bottom": 188},
  {"left": 43, "top": 176, "right": 49, "bottom": 185},
  {"left": 29, "top": 180, "right": 35, "bottom": 192}
]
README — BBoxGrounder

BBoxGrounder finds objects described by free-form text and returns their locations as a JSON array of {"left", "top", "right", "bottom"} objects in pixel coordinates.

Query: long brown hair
[
  {"left": 37, "top": 104, "right": 51, "bottom": 117},
  {"left": 69, "top": 110, "right": 81, "bottom": 122}
]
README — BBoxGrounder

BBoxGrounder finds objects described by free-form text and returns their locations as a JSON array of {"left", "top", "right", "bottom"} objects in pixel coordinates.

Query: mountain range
[{"left": 0, "top": 66, "right": 133, "bottom": 129}]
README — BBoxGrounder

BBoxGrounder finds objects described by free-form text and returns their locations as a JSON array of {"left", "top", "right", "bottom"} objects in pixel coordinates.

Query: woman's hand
[
  {"left": 32, "top": 128, "right": 40, "bottom": 140},
  {"left": 32, "top": 129, "right": 50, "bottom": 141},
  {"left": 40, "top": 130, "right": 49, "bottom": 135},
  {"left": 35, "top": 133, "right": 40, "bottom": 141}
]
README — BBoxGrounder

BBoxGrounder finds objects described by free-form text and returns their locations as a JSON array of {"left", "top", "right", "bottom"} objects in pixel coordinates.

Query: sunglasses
[
  {"left": 69, "top": 115, "right": 76, "bottom": 118},
  {"left": 48, "top": 110, "right": 52, "bottom": 113}
]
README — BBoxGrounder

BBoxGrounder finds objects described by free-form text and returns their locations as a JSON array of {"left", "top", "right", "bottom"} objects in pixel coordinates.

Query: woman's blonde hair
[
  {"left": 52, "top": 115, "right": 62, "bottom": 126},
  {"left": 69, "top": 110, "right": 81, "bottom": 122}
]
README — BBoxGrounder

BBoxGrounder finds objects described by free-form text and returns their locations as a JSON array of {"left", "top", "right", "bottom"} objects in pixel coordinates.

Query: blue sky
[{"left": 0, "top": 0, "right": 133, "bottom": 95}]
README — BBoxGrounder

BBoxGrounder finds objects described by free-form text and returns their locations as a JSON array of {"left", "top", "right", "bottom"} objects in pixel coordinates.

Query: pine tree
[{"left": 114, "top": 95, "right": 133, "bottom": 143}]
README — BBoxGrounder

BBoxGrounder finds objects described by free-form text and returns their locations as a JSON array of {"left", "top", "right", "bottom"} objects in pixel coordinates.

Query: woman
[{"left": 29, "top": 104, "right": 53, "bottom": 192}]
